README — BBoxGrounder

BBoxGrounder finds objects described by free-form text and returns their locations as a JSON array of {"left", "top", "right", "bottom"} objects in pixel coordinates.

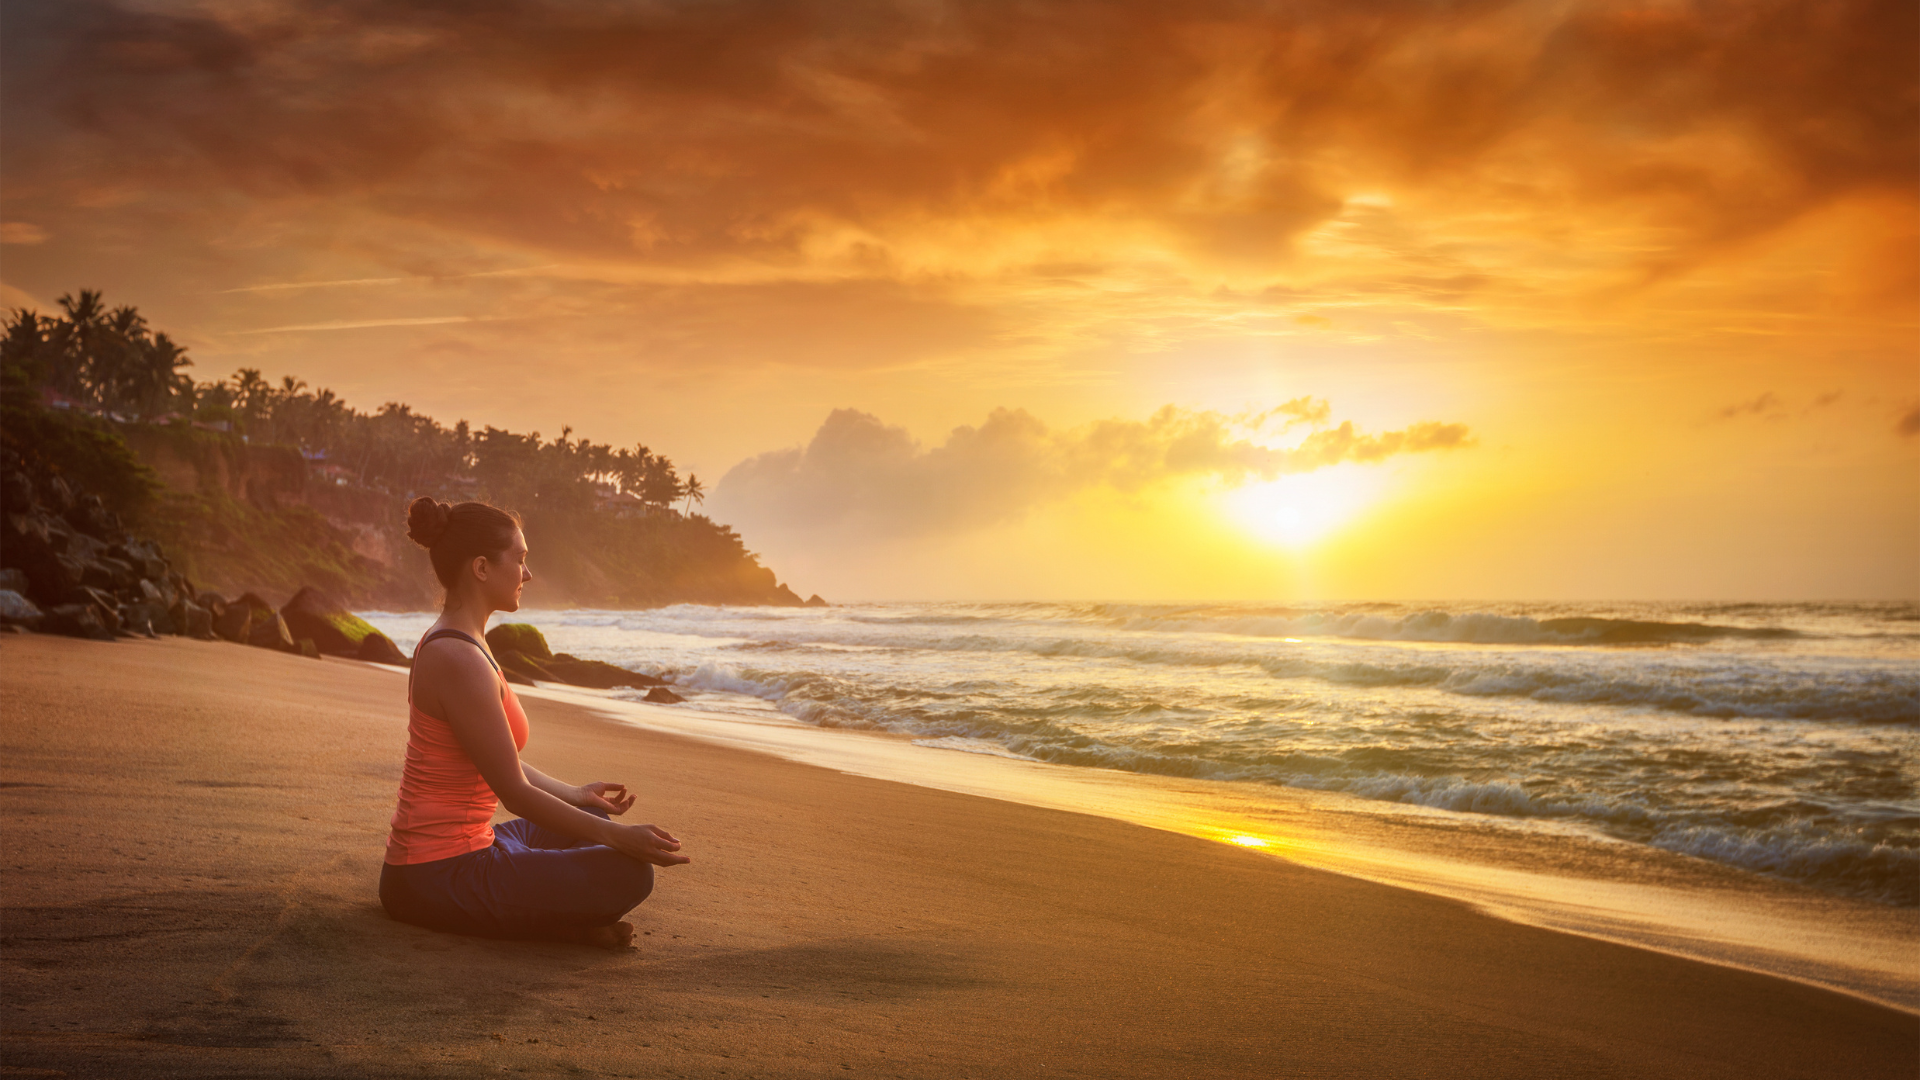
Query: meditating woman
[{"left": 379, "top": 497, "right": 688, "bottom": 948}]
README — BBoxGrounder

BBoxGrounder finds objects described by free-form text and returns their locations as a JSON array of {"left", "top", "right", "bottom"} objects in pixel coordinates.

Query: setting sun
[{"left": 1222, "top": 465, "right": 1390, "bottom": 548}]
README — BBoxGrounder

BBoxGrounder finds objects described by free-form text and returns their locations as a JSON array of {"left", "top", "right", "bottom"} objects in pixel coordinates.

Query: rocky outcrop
[
  {"left": 2, "top": 449, "right": 366, "bottom": 661},
  {"left": 42, "top": 603, "right": 113, "bottom": 641},
  {"left": 543, "top": 656, "right": 667, "bottom": 690},
  {"left": 643, "top": 687, "right": 685, "bottom": 704},
  {"left": 484, "top": 622, "right": 673, "bottom": 692},
  {"left": 172, "top": 597, "right": 214, "bottom": 639},
  {"left": 804, "top": 594, "right": 829, "bottom": 608},
  {"left": 1, "top": 448, "right": 200, "bottom": 644},
  {"left": 281, "top": 585, "right": 405, "bottom": 663},
  {"left": 210, "top": 593, "right": 252, "bottom": 643},
  {"left": 0, "top": 589, "right": 44, "bottom": 629},
  {"left": 486, "top": 623, "right": 553, "bottom": 661},
  {"left": 493, "top": 648, "right": 555, "bottom": 685},
  {"left": 355, "top": 631, "right": 409, "bottom": 666}
]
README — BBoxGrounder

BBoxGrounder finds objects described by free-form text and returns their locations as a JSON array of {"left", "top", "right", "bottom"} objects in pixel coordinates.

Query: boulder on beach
[
  {"left": 296, "top": 638, "right": 322, "bottom": 659},
  {"left": 121, "top": 603, "right": 160, "bottom": 638},
  {"left": 42, "top": 603, "right": 113, "bottom": 641},
  {"left": 0, "top": 590, "right": 44, "bottom": 629},
  {"left": 355, "top": 631, "right": 409, "bottom": 666},
  {"left": 80, "top": 556, "right": 134, "bottom": 592},
  {"left": 67, "top": 585, "right": 118, "bottom": 613},
  {"left": 212, "top": 603, "right": 252, "bottom": 643},
  {"left": 543, "top": 656, "right": 664, "bottom": 689},
  {"left": 482, "top": 628, "right": 664, "bottom": 690},
  {"left": 643, "top": 686, "right": 685, "bottom": 704},
  {"left": 249, "top": 611, "right": 296, "bottom": 651},
  {"left": 280, "top": 586, "right": 386, "bottom": 657},
  {"left": 89, "top": 598, "right": 122, "bottom": 636},
  {"left": 136, "top": 600, "right": 177, "bottom": 636},
  {"left": 486, "top": 623, "right": 553, "bottom": 661},
  {"left": 494, "top": 648, "right": 556, "bottom": 684},
  {"left": 171, "top": 598, "right": 215, "bottom": 640}
]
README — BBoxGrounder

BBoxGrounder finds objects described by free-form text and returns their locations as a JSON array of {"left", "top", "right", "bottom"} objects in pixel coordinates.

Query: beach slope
[{"left": 1, "top": 634, "right": 1912, "bottom": 1078}]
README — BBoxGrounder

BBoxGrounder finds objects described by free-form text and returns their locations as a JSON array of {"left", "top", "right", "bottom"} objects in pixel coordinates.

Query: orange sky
[{"left": 3, "top": 0, "right": 1914, "bottom": 600}]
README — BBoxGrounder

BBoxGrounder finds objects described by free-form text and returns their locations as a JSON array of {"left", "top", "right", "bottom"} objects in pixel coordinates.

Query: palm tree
[
  {"left": 681, "top": 474, "right": 705, "bottom": 516},
  {"left": 128, "top": 332, "right": 191, "bottom": 419},
  {"left": 50, "top": 290, "right": 109, "bottom": 401}
]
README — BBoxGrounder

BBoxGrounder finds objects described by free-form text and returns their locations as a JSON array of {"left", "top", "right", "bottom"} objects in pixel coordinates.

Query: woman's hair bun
[{"left": 406, "top": 496, "right": 452, "bottom": 549}]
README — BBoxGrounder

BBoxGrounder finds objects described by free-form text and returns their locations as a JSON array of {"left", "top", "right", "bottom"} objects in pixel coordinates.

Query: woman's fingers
[
  {"left": 610, "top": 823, "right": 688, "bottom": 865},
  {"left": 641, "top": 843, "right": 689, "bottom": 865},
  {"left": 579, "top": 782, "right": 637, "bottom": 815}
]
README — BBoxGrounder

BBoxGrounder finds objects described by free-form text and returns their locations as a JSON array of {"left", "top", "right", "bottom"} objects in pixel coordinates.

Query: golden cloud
[
  {"left": 6, "top": 0, "right": 1911, "bottom": 319},
  {"left": 711, "top": 403, "right": 1472, "bottom": 537}
]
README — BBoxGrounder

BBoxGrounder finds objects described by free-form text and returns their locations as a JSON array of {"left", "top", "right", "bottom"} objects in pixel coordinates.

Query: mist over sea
[{"left": 370, "top": 601, "right": 1920, "bottom": 907}]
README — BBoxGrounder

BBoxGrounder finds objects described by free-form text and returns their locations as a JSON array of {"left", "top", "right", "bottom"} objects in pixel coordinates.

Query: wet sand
[{"left": 2, "top": 633, "right": 1913, "bottom": 1078}]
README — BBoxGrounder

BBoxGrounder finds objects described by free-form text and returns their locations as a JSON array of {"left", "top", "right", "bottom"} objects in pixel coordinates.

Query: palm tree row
[
  {"left": 3, "top": 290, "right": 192, "bottom": 421},
  {"left": 2, "top": 292, "right": 701, "bottom": 516}
]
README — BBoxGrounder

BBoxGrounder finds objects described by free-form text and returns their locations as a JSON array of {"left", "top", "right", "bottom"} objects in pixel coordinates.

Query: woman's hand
[
  {"left": 603, "top": 821, "right": 691, "bottom": 866},
  {"left": 572, "top": 782, "right": 637, "bottom": 816}
]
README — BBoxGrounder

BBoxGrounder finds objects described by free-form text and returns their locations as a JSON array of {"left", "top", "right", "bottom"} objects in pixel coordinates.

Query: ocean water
[{"left": 368, "top": 601, "right": 1920, "bottom": 909}]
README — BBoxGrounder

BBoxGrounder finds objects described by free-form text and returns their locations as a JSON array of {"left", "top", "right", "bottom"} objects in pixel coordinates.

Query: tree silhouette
[{"left": 681, "top": 474, "right": 705, "bottom": 515}]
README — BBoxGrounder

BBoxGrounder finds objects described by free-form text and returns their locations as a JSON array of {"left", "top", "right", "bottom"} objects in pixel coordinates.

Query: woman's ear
[{"left": 470, "top": 554, "right": 491, "bottom": 582}]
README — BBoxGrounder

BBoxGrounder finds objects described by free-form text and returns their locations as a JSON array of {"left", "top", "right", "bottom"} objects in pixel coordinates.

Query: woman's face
[{"left": 473, "top": 528, "right": 532, "bottom": 613}]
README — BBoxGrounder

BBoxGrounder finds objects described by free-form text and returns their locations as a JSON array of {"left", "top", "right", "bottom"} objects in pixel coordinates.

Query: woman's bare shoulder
[{"left": 411, "top": 632, "right": 497, "bottom": 702}]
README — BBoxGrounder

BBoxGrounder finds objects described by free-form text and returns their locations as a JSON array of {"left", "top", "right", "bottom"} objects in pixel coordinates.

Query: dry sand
[{"left": 2, "top": 633, "right": 1914, "bottom": 1079}]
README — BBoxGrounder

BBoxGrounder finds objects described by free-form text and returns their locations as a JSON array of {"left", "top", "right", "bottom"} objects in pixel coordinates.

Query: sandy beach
[{"left": 2, "top": 633, "right": 1914, "bottom": 1079}]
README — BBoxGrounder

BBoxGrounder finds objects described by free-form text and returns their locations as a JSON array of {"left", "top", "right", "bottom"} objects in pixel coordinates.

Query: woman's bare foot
[{"left": 572, "top": 921, "right": 635, "bottom": 950}]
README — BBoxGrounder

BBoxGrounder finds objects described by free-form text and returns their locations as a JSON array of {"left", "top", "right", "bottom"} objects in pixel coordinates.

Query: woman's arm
[
  {"left": 522, "top": 763, "right": 637, "bottom": 816},
  {"left": 425, "top": 643, "right": 688, "bottom": 866}
]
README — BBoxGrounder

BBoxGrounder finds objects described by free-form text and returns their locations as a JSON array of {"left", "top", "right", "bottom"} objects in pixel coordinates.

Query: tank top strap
[
  {"left": 408, "top": 629, "right": 503, "bottom": 703},
  {"left": 416, "top": 628, "right": 501, "bottom": 674}
]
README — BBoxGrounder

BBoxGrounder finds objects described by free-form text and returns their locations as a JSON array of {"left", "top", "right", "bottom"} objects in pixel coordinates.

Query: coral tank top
[{"left": 385, "top": 631, "right": 530, "bottom": 865}]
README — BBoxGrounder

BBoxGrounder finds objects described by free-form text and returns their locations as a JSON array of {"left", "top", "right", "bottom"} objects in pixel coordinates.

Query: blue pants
[{"left": 379, "top": 810, "right": 654, "bottom": 941}]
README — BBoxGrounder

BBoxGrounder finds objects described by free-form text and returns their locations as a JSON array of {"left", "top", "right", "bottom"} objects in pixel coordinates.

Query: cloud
[
  {"left": 1256, "top": 396, "right": 1332, "bottom": 429},
  {"left": 1717, "top": 392, "right": 1784, "bottom": 421},
  {"left": 233, "top": 315, "right": 500, "bottom": 334},
  {"left": 1898, "top": 405, "right": 1920, "bottom": 438},
  {"left": 4, "top": 0, "right": 1911, "bottom": 304},
  {"left": 0, "top": 222, "right": 47, "bottom": 245},
  {"left": 711, "top": 403, "right": 1472, "bottom": 537},
  {"left": 0, "top": 281, "right": 49, "bottom": 310}
]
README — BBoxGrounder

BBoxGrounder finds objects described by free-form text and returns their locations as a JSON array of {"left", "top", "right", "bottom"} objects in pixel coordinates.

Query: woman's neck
[{"left": 436, "top": 598, "right": 491, "bottom": 640}]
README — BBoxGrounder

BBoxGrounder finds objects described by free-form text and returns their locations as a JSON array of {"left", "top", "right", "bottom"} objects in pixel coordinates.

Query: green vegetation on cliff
[{"left": 3, "top": 291, "right": 811, "bottom": 609}]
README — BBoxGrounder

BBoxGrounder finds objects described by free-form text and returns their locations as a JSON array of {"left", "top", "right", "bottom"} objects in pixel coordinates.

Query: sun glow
[{"left": 1222, "top": 465, "right": 1388, "bottom": 548}]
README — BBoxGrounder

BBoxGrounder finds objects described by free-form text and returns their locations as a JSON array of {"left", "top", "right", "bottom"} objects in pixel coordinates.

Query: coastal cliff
[
  {"left": 1, "top": 295, "right": 819, "bottom": 611},
  {"left": 113, "top": 423, "right": 813, "bottom": 610}
]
